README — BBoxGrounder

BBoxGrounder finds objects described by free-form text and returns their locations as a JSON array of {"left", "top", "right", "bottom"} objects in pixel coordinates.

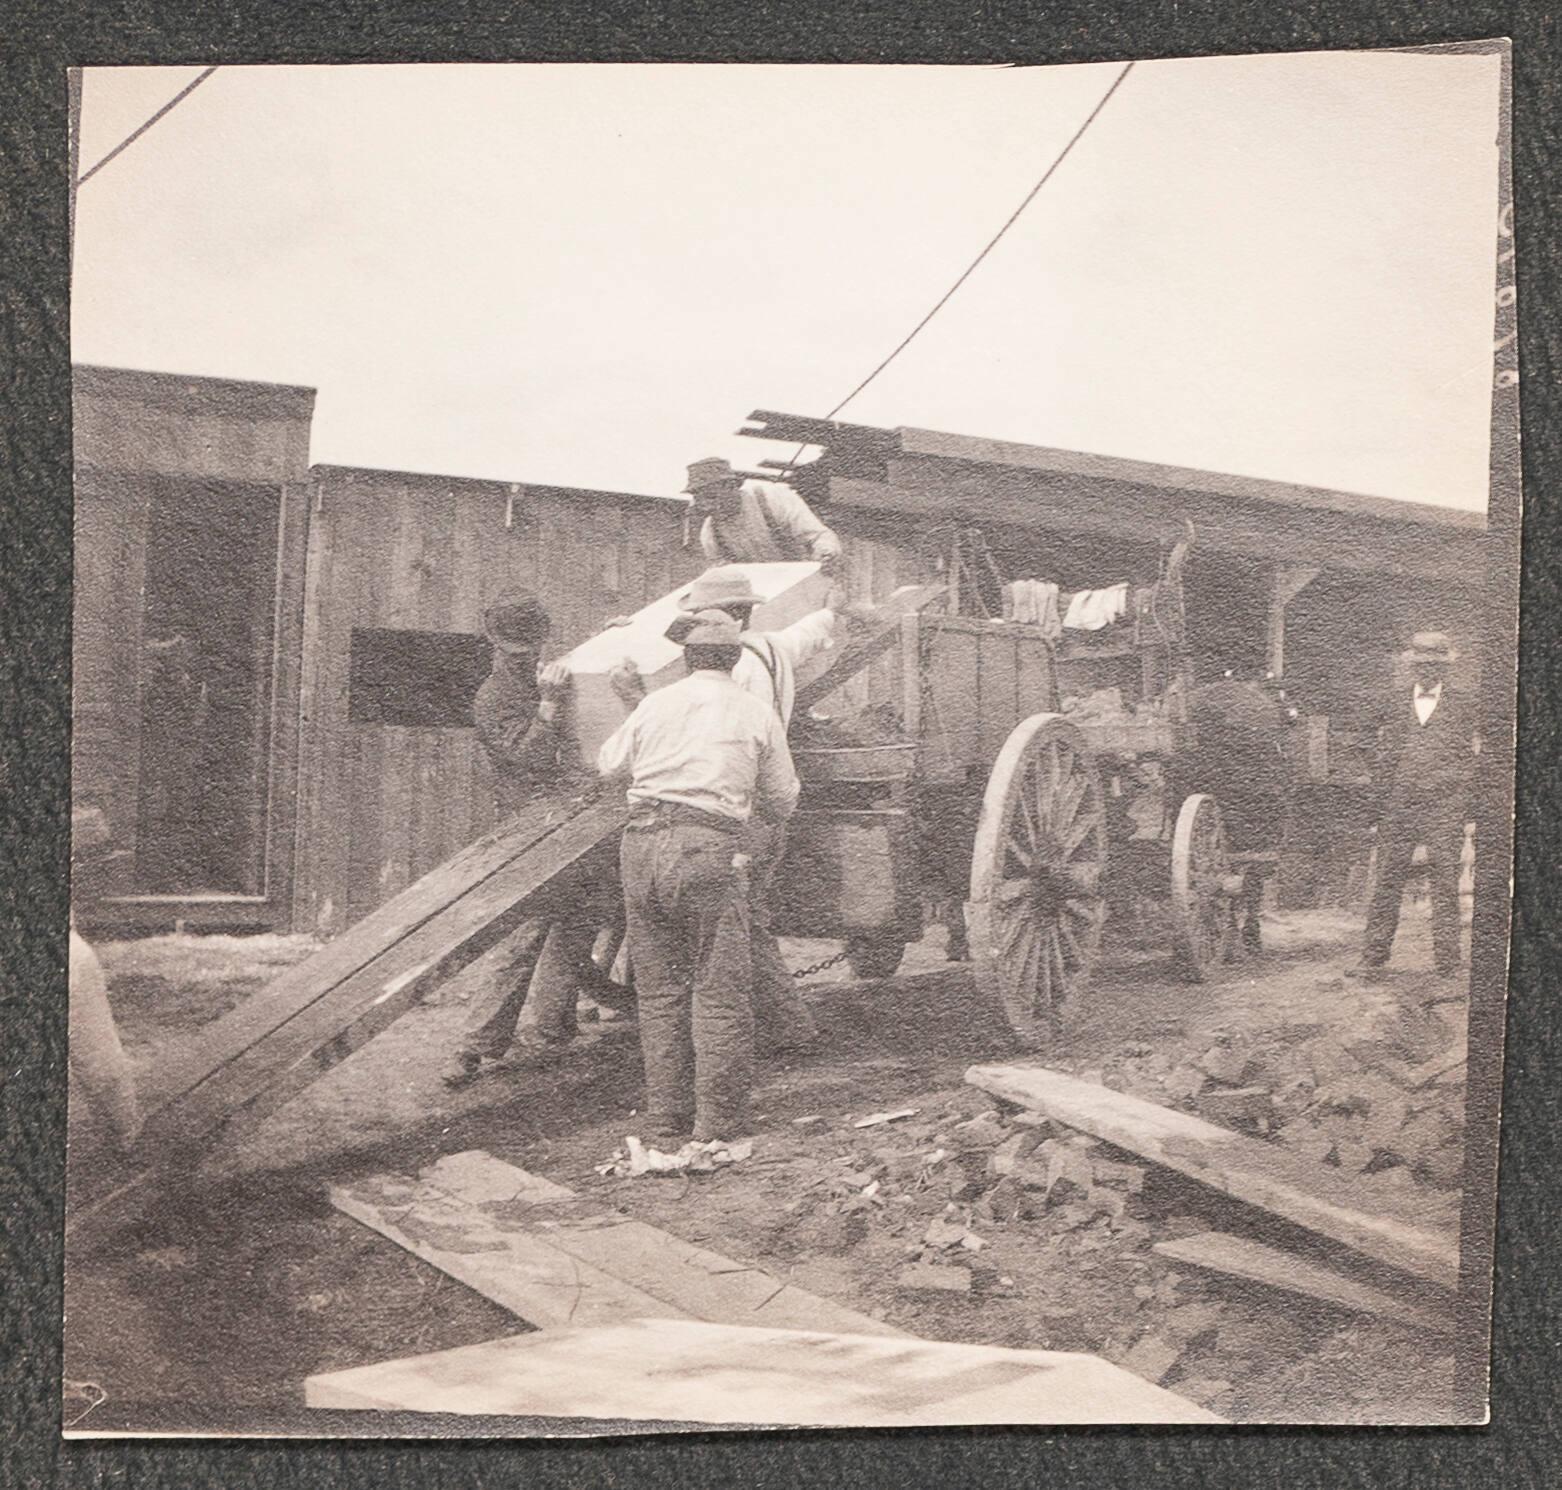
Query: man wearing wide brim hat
[
  {"left": 597, "top": 609, "right": 800, "bottom": 1144},
  {"left": 1351, "top": 630, "right": 1478, "bottom": 981},
  {"left": 668, "top": 563, "right": 863, "bottom": 1052},
  {"left": 443, "top": 589, "right": 626, "bottom": 1087},
  {"left": 684, "top": 457, "right": 842, "bottom": 568}
]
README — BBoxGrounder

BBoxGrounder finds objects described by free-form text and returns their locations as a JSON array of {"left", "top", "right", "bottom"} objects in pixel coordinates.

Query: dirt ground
[{"left": 64, "top": 899, "right": 1468, "bottom": 1431}]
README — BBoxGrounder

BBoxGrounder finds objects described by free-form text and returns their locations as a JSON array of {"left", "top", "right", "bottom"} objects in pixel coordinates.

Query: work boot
[
  {"left": 693, "top": 1108, "right": 753, "bottom": 1145},
  {"left": 441, "top": 1050, "right": 483, "bottom": 1089},
  {"left": 640, "top": 1111, "right": 694, "bottom": 1144},
  {"left": 509, "top": 1028, "right": 574, "bottom": 1067}
]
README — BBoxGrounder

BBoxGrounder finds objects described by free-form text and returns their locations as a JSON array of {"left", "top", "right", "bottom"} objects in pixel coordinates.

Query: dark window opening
[{"left": 349, "top": 628, "right": 492, "bottom": 727}]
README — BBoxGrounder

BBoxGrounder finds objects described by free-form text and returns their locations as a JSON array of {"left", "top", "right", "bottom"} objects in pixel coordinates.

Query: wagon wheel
[
  {"left": 1170, "top": 793, "right": 1242, "bottom": 981},
  {"left": 966, "top": 714, "right": 1108, "bottom": 1050}
]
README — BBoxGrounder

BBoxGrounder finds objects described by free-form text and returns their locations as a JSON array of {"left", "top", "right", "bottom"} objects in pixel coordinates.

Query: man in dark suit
[{"left": 1354, "top": 631, "right": 1478, "bottom": 978}]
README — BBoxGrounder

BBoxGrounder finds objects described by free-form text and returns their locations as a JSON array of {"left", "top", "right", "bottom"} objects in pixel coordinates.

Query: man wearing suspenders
[{"left": 615, "top": 566, "right": 845, "bottom": 1052}]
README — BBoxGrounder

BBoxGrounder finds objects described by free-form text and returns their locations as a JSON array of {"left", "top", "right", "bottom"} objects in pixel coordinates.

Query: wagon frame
[{"left": 772, "top": 533, "right": 1278, "bottom": 1048}]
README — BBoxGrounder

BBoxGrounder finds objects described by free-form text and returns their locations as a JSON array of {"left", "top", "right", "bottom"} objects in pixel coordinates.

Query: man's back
[{"left": 600, "top": 670, "right": 798, "bottom": 823}]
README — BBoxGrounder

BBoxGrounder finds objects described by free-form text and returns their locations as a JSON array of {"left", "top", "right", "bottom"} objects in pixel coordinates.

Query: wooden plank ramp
[
  {"left": 1153, "top": 1232, "right": 1453, "bottom": 1334},
  {"left": 328, "top": 1150, "right": 905, "bottom": 1338},
  {"left": 304, "top": 1317, "right": 1224, "bottom": 1426},
  {"left": 966, "top": 1064, "right": 1460, "bottom": 1292},
  {"left": 69, "top": 581, "right": 952, "bottom": 1241}
]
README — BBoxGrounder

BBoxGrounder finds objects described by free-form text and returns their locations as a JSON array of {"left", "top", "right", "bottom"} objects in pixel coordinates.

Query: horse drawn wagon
[{"left": 773, "top": 531, "right": 1289, "bottom": 1048}]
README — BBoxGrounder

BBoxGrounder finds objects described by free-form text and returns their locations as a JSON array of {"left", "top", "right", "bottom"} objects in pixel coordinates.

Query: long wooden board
[
  {"left": 330, "top": 1150, "right": 904, "bottom": 1339},
  {"left": 135, "top": 799, "right": 628, "bottom": 1160},
  {"left": 966, "top": 1064, "right": 1460, "bottom": 1292},
  {"left": 304, "top": 1317, "right": 1224, "bottom": 1425},
  {"left": 140, "top": 791, "right": 598, "bottom": 1115},
  {"left": 1152, "top": 1232, "right": 1452, "bottom": 1334}
]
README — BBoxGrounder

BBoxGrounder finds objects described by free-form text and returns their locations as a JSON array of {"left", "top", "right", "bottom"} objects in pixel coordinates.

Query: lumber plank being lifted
[
  {"left": 966, "top": 1064, "right": 1460, "bottom": 1292},
  {"left": 134, "top": 797, "right": 628, "bottom": 1161}
]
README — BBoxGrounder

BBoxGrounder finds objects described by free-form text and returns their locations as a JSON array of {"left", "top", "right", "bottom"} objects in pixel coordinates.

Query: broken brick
[
  {"left": 1194, "top": 1086, "right": 1273, "bottom": 1129},
  {"left": 1163, "top": 1301, "right": 1226, "bottom": 1345},
  {"left": 947, "top": 1111, "right": 1010, "bottom": 1151},
  {"left": 1121, "top": 1333, "right": 1182, "bottom": 1384},
  {"left": 897, "top": 1262, "right": 973, "bottom": 1295},
  {"left": 1196, "top": 1039, "right": 1257, "bottom": 1086},
  {"left": 1163, "top": 1065, "right": 1208, "bottom": 1103},
  {"left": 1089, "top": 1157, "right": 1148, "bottom": 1193}
]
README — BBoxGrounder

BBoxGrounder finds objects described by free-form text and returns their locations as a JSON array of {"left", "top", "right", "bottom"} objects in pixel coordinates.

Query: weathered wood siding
[
  {"left": 72, "top": 367, "right": 315, "bottom": 915},
  {"left": 292, "top": 468, "right": 698, "bottom": 933}
]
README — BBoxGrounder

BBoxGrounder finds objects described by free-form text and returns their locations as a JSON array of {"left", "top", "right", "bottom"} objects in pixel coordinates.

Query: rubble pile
[{"left": 1078, "top": 987, "right": 1467, "bottom": 1204}]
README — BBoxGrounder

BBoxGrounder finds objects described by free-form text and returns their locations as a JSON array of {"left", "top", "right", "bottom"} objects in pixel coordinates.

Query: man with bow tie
[{"left": 1353, "top": 631, "right": 1478, "bottom": 979}]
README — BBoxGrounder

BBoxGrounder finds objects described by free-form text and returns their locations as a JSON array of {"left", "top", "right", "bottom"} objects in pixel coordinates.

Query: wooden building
[
  {"left": 72, "top": 368, "right": 1484, "bottom": 935},
  {"left": 72, "top": 366, "right": 695, "bottom": 934},
  {"left": 736, "top": 410, "right": 1488, "bottom": 908}
]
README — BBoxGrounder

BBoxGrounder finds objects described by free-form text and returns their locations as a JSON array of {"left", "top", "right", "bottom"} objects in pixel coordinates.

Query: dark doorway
[{"left": 135, "top": 479, "right": 281, "bottom": 895}]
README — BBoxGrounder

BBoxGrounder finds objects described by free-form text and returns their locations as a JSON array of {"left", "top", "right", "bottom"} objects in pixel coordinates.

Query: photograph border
[{"left": 4, "top": 4, "right": 1558, "bottom": 1485}]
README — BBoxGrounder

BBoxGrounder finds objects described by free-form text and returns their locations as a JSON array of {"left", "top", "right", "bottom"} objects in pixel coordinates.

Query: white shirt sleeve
[
  {"left": 596, "top": 709, "right": 638, "bottom": 780},
  {"left": 768, "top": 608, "right": 838, "bottom": 670},
  {"left": 760, "top": 484, "right": 840, "bottom": 561},
  {"left": 698, "top": 514, "right": 721, "bottom": 562}
]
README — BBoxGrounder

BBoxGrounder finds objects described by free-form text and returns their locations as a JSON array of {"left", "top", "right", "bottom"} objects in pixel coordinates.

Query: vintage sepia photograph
[{"left": 64, "top": 46, "right": 1518, "bottom": 1435}]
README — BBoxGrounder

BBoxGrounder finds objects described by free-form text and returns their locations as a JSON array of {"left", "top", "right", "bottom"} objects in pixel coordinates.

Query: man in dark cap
[
  {"left": 598, "top": 609, "right": 800, "bottom": 1143},
  {"left": 1353, "top": 632, "right": 1478, "bottom": 979},
  {"left": 685, "top": 457, "right": 842, "bottom": 567},
  {"left": 442, "top": 589, "right": 623, "bottom": 1087}
]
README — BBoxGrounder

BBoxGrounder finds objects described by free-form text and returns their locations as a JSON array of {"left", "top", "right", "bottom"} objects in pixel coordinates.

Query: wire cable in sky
[
  {"left": 77, "top": 67, "right": 220, "bottom": 187},
  {"left": 780, "top": 59, "right": 1136, "bottom": 472}
]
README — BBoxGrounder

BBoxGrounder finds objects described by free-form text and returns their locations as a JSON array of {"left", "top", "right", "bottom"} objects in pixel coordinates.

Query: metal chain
[{"left": 790, "top": 947, "right": 852, "bottom": 981}]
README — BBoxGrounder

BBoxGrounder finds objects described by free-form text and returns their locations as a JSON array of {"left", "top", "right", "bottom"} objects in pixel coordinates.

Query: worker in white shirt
[
  {"left": 684, "top": 457, "right": 842, "bottom": 568},
  {"left": 598, "top": 610, "right": 800, "bottom": 1143},
  {"left": 612, "top": 565, "right": 858, "bottom": 1053},
  {"left": 678, "top": 566, "right": 855, "bottom": 1051}
]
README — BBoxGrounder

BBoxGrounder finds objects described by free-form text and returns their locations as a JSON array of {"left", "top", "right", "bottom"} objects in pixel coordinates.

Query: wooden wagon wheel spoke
[
  {"left": 1061, "top": 808, "right": 1103, "bottom": 858},
  {"left": 1053, "top": 771, "right": 1089, "bottom": 839},
  {"left": 1032, "top": 926, "right": 1053, "bottom": 1010},
  {"left": 1171, "top": 793, "right": 1234, "bottom": 983},
  {"left": 1005, "top": 833, "right": 1035, "bottom": 870},
  {"left": 995, "top": 876, "right": 1034, "bottom": 905}
]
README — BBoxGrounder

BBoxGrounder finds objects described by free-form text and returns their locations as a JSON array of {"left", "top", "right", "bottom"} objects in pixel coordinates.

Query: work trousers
[
  {"left": 620, "top": 818, "right": 754, "bottom": 1134},
  {"left": 744, "top": 819, "right": 818, "bottom": 1051},
  {"left": 460, "top": 841, "right": 620, "bottom": 1059},
  {"left": 1362, "top": 791, "right": 1467, "bottom": 972}
]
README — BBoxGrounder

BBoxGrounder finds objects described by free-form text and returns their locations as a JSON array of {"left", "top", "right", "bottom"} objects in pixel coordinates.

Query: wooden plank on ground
[
  {"left": 966, "top": 1064, "right": 1459, "bottom": 1292},
  {"left": 304, "top": 1317, "right": 1224, "bottom": 1425},
  {"left": 1152, "top": 1232, "right": 1452, "bottom": 1334},
  {"left": 329, "top": 1150, "right": 904, "bottom": 1339}
]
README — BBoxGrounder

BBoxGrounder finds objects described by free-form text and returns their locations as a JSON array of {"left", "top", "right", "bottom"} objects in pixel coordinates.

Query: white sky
[{"left": 72, "top": 52, "right": 1503, "bottom": 510}]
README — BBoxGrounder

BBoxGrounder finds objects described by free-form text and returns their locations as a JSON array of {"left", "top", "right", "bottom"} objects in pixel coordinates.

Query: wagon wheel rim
[
  {"left": 968, "top": 714, "right": 1107, "bottom": 1047},
  {"left": 1170, "top": 793, "right": 1234, "bottom": 980}
]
